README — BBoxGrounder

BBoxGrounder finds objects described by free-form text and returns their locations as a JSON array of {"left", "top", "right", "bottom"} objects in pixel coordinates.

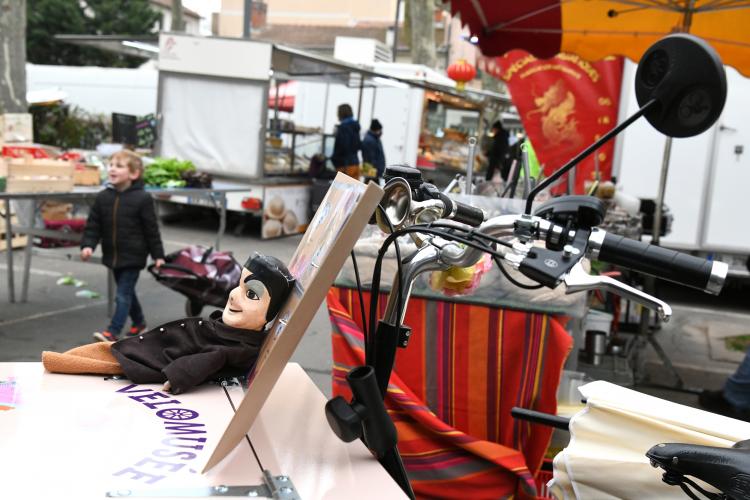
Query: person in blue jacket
[
  {"left": 330, "top": 104, "right": 361, "bottom": 178},
  {"left": 361, "top": 119, "right": 386, "bottom": 180},
  {"left": 700, "top": 348, "right": 750, "bottom": 421}
]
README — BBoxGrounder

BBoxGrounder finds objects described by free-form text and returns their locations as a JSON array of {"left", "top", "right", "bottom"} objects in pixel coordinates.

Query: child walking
[{"left": 80, "top": 150, "right": 165, "bottom": 342}]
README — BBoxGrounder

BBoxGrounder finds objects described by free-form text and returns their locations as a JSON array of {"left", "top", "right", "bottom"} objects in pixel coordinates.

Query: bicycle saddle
[{"left": 646, "top": 441, "right": 750, "bottom": 500}]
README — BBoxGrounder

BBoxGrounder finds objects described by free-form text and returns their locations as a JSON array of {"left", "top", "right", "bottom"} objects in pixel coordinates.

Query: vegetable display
[{"left": 143, "top": 158, "right": 195, "bottom": 188}]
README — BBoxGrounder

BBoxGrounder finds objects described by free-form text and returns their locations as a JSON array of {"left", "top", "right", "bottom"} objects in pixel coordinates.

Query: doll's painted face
[{"left": 222, "top": 268, "right": 271, "bottom": 330}]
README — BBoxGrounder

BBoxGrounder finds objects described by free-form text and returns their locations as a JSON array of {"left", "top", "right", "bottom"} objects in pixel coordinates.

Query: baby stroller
[{"left": 148, "top": 245, "right": 242, "bottom": 316}]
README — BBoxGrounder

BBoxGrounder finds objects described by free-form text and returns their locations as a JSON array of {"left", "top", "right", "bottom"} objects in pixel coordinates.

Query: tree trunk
[
  {"left": 171, "top": 0, "right": 184, "bottom": 31},
  {"left": 0, "top": 0, "right": 27, "bottom": 113},
  {"left": 408, "top": 0, "right": 436, "bottom": 66}
]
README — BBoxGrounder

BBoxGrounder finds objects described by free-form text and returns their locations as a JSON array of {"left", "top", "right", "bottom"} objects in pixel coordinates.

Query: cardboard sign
[
  {"left": 203, "top": 173, "right": 383, "bottom": 472},
  {"left": 1, "top": 113, "right": 33, "bottom": 143}
]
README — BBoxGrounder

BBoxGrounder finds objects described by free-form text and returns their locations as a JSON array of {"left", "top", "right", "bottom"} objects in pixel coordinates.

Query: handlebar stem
[{"left": 382, "top": 245, "right": 443, "bottom": 326}]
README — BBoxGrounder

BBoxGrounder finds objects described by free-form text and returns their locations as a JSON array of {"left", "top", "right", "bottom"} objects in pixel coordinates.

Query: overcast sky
[{"left": 183, "top": 0, "right": 221, "bottom": 35}]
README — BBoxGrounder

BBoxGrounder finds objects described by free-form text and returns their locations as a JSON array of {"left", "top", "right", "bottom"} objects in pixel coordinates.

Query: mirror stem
[{"left": 525, "top": 98, "right": 659, "bottom": 213}]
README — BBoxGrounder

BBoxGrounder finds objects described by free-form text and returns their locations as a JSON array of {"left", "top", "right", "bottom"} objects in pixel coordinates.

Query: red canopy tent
[{"left": 449, "top": 0, "right": 750, "bottom": 76}]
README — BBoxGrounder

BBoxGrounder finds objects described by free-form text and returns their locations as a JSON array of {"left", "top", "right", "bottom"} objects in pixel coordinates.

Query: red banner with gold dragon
[{"left": 481, "top": 52, "right": 624, "bottom": 194}]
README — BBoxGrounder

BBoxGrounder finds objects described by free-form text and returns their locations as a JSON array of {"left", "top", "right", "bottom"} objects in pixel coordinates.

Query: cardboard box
[
  {"left": 5, "top": 158, "right": 74, "bottom": 193},
  {"left": 1, "top": 113, "right": 34, "bottom": 143},
  {"left": 72, "top": 164, "right": 101, "bottom": 186}
]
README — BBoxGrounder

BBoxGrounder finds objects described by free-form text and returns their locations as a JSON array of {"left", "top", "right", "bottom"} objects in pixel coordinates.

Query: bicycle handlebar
[
  {"left": 437, "top": 193, "right": 485, "bottom": 227},
  {"left": 590, "top": 229, "right": 727, "bottom": 295},
  {"left": 388, "top": 191, "right": 728, "bottom": 298}
]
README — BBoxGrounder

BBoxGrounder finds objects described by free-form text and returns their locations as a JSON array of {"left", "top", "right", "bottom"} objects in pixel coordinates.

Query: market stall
[{"left": 416, "top": 89, "right": 485, "bottom": 188}]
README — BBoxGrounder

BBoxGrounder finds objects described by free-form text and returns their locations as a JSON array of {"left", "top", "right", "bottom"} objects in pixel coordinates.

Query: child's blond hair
[{"left": 110, "top": 150, "right": 144, "bottom": 177}]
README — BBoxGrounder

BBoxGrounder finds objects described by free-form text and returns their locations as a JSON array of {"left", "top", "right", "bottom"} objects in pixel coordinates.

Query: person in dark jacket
[
  {"left": 361, "top": 119, "right": 386, "bottom": 179},
  {"left": 330, "top": 103, "right": 362, "bottom": 179},
  {"left": 485, "top": 121, "right": 510, "bottom": 181},
  {"left": 80, "top": 150, "right": 165, "bottom": 342},
  {"left": 41, "top": 254, "right": 296, "bottom": 395}
]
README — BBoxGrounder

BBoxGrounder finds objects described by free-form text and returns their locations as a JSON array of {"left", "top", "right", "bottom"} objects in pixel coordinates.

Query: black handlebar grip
[
  {"left": 438, "top": 194, "right": 485, "bottom": 227},
  {"left": 598, "top": 232, "right": 726, "bottom": 294}
]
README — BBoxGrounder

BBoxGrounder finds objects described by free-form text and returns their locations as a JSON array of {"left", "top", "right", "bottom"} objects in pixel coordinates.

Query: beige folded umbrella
[{"left": 550, "top": 381, "right": 750, "bottom": 499}]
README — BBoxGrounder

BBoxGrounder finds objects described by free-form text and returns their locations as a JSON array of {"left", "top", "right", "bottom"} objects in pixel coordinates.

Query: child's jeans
[
  {"left": 725, "top": 347, "right": 750, "bottom": 411},
  {"left": 107, "top": 267, "right": 145, "bottom": 335}
]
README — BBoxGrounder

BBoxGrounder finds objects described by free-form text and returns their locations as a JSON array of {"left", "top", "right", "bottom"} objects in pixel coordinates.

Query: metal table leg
[
  {"left": 217, "top": 192, "right": 227, "bottom": 251},
  {"left": 21, "top": 200, "right": 40, "bottom": 303},
  {"left": 21, "top": 232, "right": 33, "bottom": 303},
  {"left": 207, "top": 191, "right": 227, "bottom": 251},
  {"left": 4, "top": 200, "right": 14, "bottom": 303}
]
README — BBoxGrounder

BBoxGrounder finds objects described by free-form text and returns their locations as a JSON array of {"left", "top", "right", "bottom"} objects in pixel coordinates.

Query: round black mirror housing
[{"left": 635, "top": 33, "right": 727, "bottom": 138}]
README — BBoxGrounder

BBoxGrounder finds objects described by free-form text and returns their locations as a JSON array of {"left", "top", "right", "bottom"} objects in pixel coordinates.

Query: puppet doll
[{"left": 42, "top": 254, "right": 294, "bottom": 395}]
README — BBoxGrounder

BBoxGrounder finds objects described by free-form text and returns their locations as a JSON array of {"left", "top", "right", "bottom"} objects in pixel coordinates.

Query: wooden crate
[
  {"left": 5, "top": 158, "right": 75, "bottom": 193},
  {"left": 72, "top": 165, "right": 101, "bottom": 186},
  {"left": 0, "top": 210, "right": 28, "bottom": 251}
]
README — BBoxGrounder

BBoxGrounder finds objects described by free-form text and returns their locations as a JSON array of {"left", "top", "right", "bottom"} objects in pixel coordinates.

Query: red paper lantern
[{"left": 447, "top": 59, "right": 477, "bottom": 91}]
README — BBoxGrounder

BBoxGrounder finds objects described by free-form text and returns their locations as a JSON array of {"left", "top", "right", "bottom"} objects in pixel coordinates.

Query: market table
[
  {"left": 1, "top": 186, "right": 251, "bottom": 304},
  {"left": 0, "top": 361, "right": 406, "bottom": 499}
]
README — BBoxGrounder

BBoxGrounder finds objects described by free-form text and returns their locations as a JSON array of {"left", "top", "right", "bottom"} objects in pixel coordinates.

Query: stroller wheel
[{"left": 186, "top": 299, "right": 204, "bottom": 317}]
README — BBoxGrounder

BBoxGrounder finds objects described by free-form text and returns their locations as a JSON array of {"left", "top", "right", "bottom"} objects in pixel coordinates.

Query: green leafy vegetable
[{"left": 144, "top": 157, "right": 195, "bottom": 187}]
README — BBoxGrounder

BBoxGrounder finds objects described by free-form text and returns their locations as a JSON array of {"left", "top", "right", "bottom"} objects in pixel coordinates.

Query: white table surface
[{"left": 0, "top": 362, "right": 406, "bottom": 499}]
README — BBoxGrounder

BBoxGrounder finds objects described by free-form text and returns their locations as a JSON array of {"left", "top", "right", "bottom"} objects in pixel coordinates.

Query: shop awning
[
  {"left": 53, "top": 33, "right": 514, "bottom": 108},
  {"left": 53, "top": 34, "right": 159, "bottom": 59},
  {"left": 449, "top": 0, "right": 750, "bottom": 77}
]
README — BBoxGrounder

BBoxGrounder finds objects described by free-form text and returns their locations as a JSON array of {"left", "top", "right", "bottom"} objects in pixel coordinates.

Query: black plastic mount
[
  {"left": 518, "top": 229, "right": 590, "bottom": 288},
  {"left": 324, "top": 365, "right": 416, "bottom": 499}
]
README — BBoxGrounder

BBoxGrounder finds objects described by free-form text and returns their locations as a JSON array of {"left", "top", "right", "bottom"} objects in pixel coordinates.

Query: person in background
[
  {"left": 485, "top": 120, "right": 510, "bottom": 181},
  {"left": 699, "top": 348, "right": 750, "bottom": 421},
  {"left": 330, "top": 103, "right": 362, "bottom": 179},
  {"left": 80, "top": 150, "right": 165, "bottom": 342},
  {"left": 361, "top": 119, "right": 386, "bottom": 180}
]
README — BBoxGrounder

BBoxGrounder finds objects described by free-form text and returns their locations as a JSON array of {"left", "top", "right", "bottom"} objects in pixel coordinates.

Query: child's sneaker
[
  {"left": 93, "top": 330, "right": 118, "bottom": 342},
  {"left": 126, "top": 324, "right": 148, "bottom": 337}
]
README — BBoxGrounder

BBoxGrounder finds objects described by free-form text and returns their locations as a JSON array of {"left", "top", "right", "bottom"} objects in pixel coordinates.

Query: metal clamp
[
  {"left": 563, "top": 262, "right": 673, "bottom": 321},
  {"left": 106, "top": 470, "right": 300, "bottom": 499}
]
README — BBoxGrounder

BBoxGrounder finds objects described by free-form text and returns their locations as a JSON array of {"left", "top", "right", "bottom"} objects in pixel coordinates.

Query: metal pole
[
  {"left": 567, "top": 170, "right": 575, "bottom": 195},
  {"left": 217, "top": 192, "right": 227, "bottom": 251},
  {"left": 322, "top": 82, "right": 330, "bottom": 133},
  {"left": 392, "top": 0, "right": 402, "bottom": 62},
  {"left": 444, "top": 17, "right": 452, "bottom": 68},
  {"left": 652, "top": 136, "right": 672, "bottom": 246},
  {"left": 370, "top": 87, "right": 377, "bottom": 125},
  {"left": 4, "top": 199, "right": 14, "bottom": 303},
  {"left": 635, "top": 136, "right": 683, "bottom": 388},
  {"left": 273, "top": 79, "right": 280, "bottom": 123},
  {"left": 465, "top": 137, "right": 477, "bottom": 194},
  {"left": 357, "top": 73, "right": 365, "bottom": 121},
  {"left": 243, "top": 0, "right": 253, "bottom": 39}
]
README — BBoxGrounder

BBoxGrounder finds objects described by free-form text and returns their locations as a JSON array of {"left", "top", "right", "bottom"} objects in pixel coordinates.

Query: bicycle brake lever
[{"left": 563, "top": 262, "right": 673, "bottom": 321}]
